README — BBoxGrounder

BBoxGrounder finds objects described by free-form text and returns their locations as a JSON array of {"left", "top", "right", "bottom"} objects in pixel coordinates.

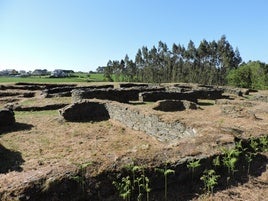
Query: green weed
[
  {"left": 156, "top": 166, "right": 175, "bottom": 201},
  {"left": 187, "top": 159, "right": 201, "bottom": 181},
  {"left": 200, "top": 169, "right": 220, "bottom": 195},
  {"left": 113, "top": 164, "right": 151, "bottom": 201}
]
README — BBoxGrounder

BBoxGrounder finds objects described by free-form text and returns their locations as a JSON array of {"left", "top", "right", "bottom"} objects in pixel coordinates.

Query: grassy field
[{"left": 0, "top": 73, "right": 105, "bottom": 83}]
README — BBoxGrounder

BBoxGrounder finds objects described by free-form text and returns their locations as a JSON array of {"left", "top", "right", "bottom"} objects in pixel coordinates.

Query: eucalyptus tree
[
  {"left": 104, "top": 60, "right": 114, "bottom": 81},
  {"left": 107, "top": 35, "right": 242, "bottom": 85}
]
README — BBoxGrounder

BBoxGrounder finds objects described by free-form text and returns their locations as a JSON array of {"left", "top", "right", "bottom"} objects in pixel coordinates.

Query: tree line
[{"left": 101, "top": 35, "right": 266, "bottom": 89}]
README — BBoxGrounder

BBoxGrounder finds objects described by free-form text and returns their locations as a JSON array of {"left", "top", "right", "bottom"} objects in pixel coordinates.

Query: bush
[{"left": 227, "top": 61, "right": 268, "bottom": 89}]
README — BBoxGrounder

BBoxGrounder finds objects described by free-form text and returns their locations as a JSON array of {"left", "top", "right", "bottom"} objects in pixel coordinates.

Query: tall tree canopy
[{"left": 105, "top": 35, "right": 242, "bottom": 85}]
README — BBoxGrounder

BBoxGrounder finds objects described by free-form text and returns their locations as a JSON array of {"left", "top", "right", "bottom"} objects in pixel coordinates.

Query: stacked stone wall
[
  {"left": 252, "top": 95, "right": 268, "bottom": 103},
  {"left": 119, "top": 83, "right": 149, "bottom": 88},
  {"left": 59, "top": 101, "right": 109, "bottom": 122},
  {"left": 72, "top": 87, "right": 165, "bottom": 103},
  {"left": 139, "top": 91, "right": 199, "bottom": 102},
  {"left": 139, "top": 89, "right": 223, "bottom": 102},
  {"left": 221, "top": 86, "right": 250, "bottom": 96},
  {"left": 60, "top": 101, "right": 196, "bottom": 142},
  {"left": 105, "top": 102, "right": 196, "bottom": 142}
]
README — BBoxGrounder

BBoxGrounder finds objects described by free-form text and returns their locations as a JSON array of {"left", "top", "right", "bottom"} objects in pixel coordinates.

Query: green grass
[
  {"left": 88, "top": 73, "right": 105, "bottom": 82},
  {"left": 0, "top": 73, "right": 104, "bottom": 83}
]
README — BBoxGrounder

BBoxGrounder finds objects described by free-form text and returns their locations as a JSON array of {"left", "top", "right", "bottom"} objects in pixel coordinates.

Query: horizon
[{"left": 1, "top": 0, "right": 268, "bottom": 72}]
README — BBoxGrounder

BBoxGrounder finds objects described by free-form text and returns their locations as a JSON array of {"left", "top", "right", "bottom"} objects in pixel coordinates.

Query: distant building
[
  {"left": 0, "top": 70, "right": 8, "bottom": 76},
  {"left": 32, "top": 69, "right": 49, "bottom": 76},
  {"left": 18, "top": 70, "right": 30, "bottom": 77},
  {"left": 51, "top": 69, "right": 74, "bottom": 78},
  {"left": 0, "top": 69, "right": 18, "bottom": 76}
]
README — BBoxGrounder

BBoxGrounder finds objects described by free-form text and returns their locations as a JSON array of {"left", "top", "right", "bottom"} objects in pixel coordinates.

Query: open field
[
  {"left": 0, "top": 73, "right": 104, "bottom": 83},
  {"left": 0, "top": 82, "right": 267, "bottom": 201}
]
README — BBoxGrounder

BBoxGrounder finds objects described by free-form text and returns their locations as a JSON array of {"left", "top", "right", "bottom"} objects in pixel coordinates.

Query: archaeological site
[{"left": 0, "top": 82, "right": 267, "bottom": 201}]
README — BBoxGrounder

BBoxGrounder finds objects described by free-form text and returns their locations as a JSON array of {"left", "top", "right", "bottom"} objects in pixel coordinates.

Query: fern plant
[
  {"left": 156, "top": 166, "right": 175, "bottom": 201},
  {"left": 113, "top": 176, "right": 132, "bottom": 201},
  {"left": 200, "top": 169, "right": 220, "bottom": 195},
  {"left": 259, "top": 136, "right": 268, "bottom": 152},
  {"left": 187, "top": 159, "right": 201, "bottom": 181}
]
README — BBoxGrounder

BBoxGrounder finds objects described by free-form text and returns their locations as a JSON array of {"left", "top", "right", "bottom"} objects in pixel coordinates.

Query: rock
[{"left": 0, "top": 108, "right": 15, "bottom": 127}]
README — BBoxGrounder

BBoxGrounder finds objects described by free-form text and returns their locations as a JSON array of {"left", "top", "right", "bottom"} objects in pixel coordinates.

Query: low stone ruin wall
[
  {"left": 59, "top": 101, "right": 109, "bottom": 122},
  {"left": 195, "top": 88, "right": 224, "bottom": 99},
  {"left": 0, "top": 108, "right": 15, "bottom": 127},
  {"left": 251, "top": 94, "right": 268, "bottom": 103},
  {"left": 42, "top": 84, "right": 114, "bottom": 98},
  {"left": 105, "top": 102, "right": 196, "bottom": 142},
  {"left": 60, "top": 101, "right": 196, "bottom": 142},
  {"left": 139, "top": 91, "right": 199, "bottom": 102},
  {"left": 152, "top": 100, "right": 198, "bottom": 112},
  {"left": 139, "top": 89, "right": 223, "bottom": 102},
  {"left": 119, "top": 83, "right": 149, "bottom": 88},
  {"left": 221, "top": 86, "right": 250, "bottom": 96},
  {"left": 0, "top": 91, "right": 35, "bottom": 98},
  {"left": 72, "top": 87, "right": 165, "bottom": 103}
]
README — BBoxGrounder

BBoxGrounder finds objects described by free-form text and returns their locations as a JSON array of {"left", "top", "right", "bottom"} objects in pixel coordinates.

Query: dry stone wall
[
  {"left": 105, "top": 102, "right": 196, "bottom": 142},
  {"left": 139, "top": 91, "right": 199, "bottom": 102},
  {"left": 72, "top": 87, "right": 165, "bottom": 103},
  {"left": 59, "top": 101, "right": 109, "bottom": 122},
  {"left": 252, "top": 94, "right": 268, "bottom": 103},
  {"left": 0, "top": 108, "right": 15, "bottom": 127},
  {"left": 220, "top": 86, "right": 250, "bottom": 96},
  {"left": 139, "top": 88, "right": 223, "bottom": 102},
  {"left": 42, "top": 84, "right": 114, "bottom": 98},
  {"left": 152, "top": 100, "right": 198, "bottom": 112},
  {"left": 60, "top": 101, "right": 196, "bottom": 142},
  {"left": 119, "top": 83, "right": 149, "bottom": 88}
]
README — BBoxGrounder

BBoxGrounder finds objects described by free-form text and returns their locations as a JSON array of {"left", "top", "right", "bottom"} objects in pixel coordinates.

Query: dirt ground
[{"left": 0, "top": 84, "right": 267, "bottom": 201}]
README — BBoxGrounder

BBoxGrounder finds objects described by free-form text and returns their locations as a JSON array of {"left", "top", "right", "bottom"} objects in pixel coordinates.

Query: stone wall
[
  {"left": 119, "top": 83, "right": 149, "bottom": 88},
  {"left": 152, "top": 100, "right": 198, "bottom": 112},
  {"left": 72, "top": 87, "right": 165, "bottom": 103},
  {"left": 252, "top": 95, "right": 268, "bottom": 103},
  {"left": 60, "top": 101, "right": 196, "bottom": 142},
  {"left": 59, "top": 101, "right": 109, "bottom": 122},
  {"left": 105, "top": 102, "right": 196, "bottom": 142},
  {"left": 139, "top": 88, "right": 223, "bottom": 102},
  {"left": 0, "top": 108, "right": 15, "bottom": 127},
  {"left": 139, "top": 91, "right": 199, "bottom": 102},
  {"left": 221, "top": 86, "right": 250, "bottom": 96},
  {"left": 42, "top": 85, "right": 114, "bottom": 98}
]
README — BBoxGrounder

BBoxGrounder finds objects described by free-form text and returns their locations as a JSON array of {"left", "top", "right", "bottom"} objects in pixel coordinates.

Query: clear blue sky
[{"left": 0, "top": 0, "right": 268, "bottom": 72}]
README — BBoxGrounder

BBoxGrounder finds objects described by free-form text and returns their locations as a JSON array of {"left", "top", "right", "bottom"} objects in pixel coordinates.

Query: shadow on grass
[
  {"left": 0, "top": 122, "right": 33, "bottom": 135},
  {"left": 0, "top": 143, "right": 24, "bottom": 173}
]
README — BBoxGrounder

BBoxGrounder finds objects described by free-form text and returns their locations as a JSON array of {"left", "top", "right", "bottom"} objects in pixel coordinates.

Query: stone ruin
[
  {"left": 0, "top": 108, "right": 15, "bottom": 127},
  {"left": 60, "top": 100, "right": 196, "bottom": 142},
  {"left": 59, "top": 101, "right": 109, "bottom": 122},
  {"left": 71, "top": 86, "right": 165, "bottom": 103},
  {"left": 71, "top": 84, "right": 223, "bottom": 103},
  {"left": 152, "top": 100, "right": 198, "bottom": 112},
  {"left": 59, "top": 84, "right": 226, "bottom": 142},
  {"left": 41, "top": 84, "right": 114, "bottom": 98}
]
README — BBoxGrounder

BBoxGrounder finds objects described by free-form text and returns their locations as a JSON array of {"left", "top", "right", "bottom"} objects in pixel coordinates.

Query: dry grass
[{"left": 0, "top": 86, "right": 268, "bottom": 200}]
